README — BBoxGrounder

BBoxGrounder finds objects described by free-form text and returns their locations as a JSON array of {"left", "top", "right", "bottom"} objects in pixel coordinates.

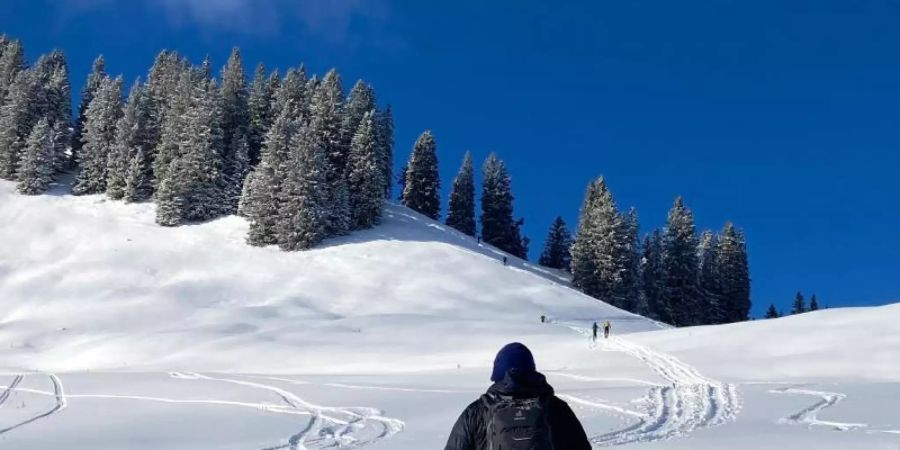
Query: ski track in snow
[
  {"left": 0, "top": 374, "right": 67, "bottom": 435},
  {"left": 769, "top": 387, "right": 867, "bottom": 431},
  {"left": 560, "top": 325, "right": 741, "bottom": 446},
  {"left": 0, "top": 372, "right": 402, "bottom": 449},
  {"left": 170, "top": 372, "right": 405, "bottom": 450},
  {"left": 0, "top": 374, "right": 24, "bottom": 408}
]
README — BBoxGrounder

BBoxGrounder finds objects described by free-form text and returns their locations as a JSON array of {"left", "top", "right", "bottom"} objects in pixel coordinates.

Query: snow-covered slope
[
  {"left": 0, "top": 179, "right": 659, "bottom": 374},
  {"left": 2, "top": 180, "right": 899, "bottom": 450}
]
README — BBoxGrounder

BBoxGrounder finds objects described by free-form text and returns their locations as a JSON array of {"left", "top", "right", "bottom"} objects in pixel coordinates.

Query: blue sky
[{"left": 2, "top": 0, "right": 899, "bottom": 316}]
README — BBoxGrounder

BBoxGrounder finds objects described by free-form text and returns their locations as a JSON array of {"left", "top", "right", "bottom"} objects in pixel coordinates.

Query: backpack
[{"left": 482, "top": 394, "right": 554, "bottom": 450}]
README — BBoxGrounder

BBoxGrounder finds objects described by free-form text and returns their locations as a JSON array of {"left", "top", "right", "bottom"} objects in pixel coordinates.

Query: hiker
[
  {"left": 540, "top": 315, "right": 546, "bottom": 324},
  {"left": 502, "top": 256, "right": 508, "bottom": 266},
  {"left": 603, "top": 320, "right": 611, "bottom": 339},
  {"left": 592, "top": 321, "right": 599, "bottom": 342},
  {"left": 444, "top": 342, "right": 591, "bottom": 450}
]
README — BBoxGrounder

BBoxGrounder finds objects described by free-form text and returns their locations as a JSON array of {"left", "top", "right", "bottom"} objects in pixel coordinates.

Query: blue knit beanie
[{"left": 491, "top": 342, "right": 536, "bottom": 382}]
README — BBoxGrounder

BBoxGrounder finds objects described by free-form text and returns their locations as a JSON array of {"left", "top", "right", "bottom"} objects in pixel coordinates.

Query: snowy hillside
[
  {"left": 2, "top": 180, "right": 899, "bottom": 449},
  {"left": 0, "top": 179, "right": 659, "bottom": 374}
]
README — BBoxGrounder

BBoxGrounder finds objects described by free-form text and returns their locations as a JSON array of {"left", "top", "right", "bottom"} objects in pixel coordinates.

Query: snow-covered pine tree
[
  {"left": 248, "top": 63, "right": 275, "bottom": 165},
  {"left": 73, "top": 55, "right": 106, "bottom": 166},
  {"left": 570, "top": 177, "right": 626, "bottom": 307},
  {"left": 153, "top": 68, "right": 193, "bottom": 191},
  {"left": 0, "top": 39, "right": 25, "bottom": 107},
  {"left": 616, "top": 208, "right": 642, "bottom": 312},
  {"left": 155, "top": 78, "right": 226, "bottom": 226},
  {"left": 446, "top": 151, "right": 476, "bottom": 236},
  {"left": 660, "top": 196, "right": 703, "bottom": 326},
  {"left": 110, "top": 80, "right": 154, "bottom": 201},
  {"left": 311, "top": 69, "right": 345, "bottom": 176},
  {"left": 16, "top": 117, "right": 55, "bottom": 194},
  {"left": 243, "top": 108, "right": 297, "bottom": 245},
  {"left": 809, "top": 294, "right": 819, "bottom": 311},
  {"left": 480, "top": 153, "right": 527, "bottom": 258},
  {"left": 224, "top": 130, "right": 250, "bottom": 212},
  {"left": 0, "top": 69, "right": 38, "bottom": 180},
  {"left": 341, "top": 80, "right": 375, "bottom": 155},
  {"left": 272, "top": 66, "right": 308, "bottom": 122},
  {"left": 73, "top": 76, "right": 123, "bottom": 195},
  {"left": 346, "top": 110, "right": 384, "bottom": 230},
  {"left": 33, "top": 50, "right": 71, "bottom": 170},
  {"left": 764, "top": 304, "right": 779, "bottom": 319},
  {"left": 791, "top": 291, "right": 806, "bottom": 315},
  {"left": 401, "top": 131, "right": 441, "bottom": 219},
  {"left": 218, "top": 48, "right": 250, "bottom": 214},
  {"left": 376, "top": 105, "right": 394, "bottom": 198},
  {"left": 538, "top": 216, "right": 572, "bottom": 270},
  {"left": 641, "top": 229, "right": 665, "bottom": 320},
  {"left": 697, "top": 229, "right": 722, "bottom": 324},
  {"left": 275, "top": 124, "right": 330, "bottom": 250},
  {"left": 717, "top": 222, "right": 751, "bottom": 322}
]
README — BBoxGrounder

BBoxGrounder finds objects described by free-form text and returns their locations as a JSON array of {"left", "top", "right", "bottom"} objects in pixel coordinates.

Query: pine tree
[
  {"left": 16, "top": 117, "right": 55, "bottom": 194},
  {"left": 446, "top": 151, "right": 476, "bottom": 236},
  {"left": 660, "top": 197, "right": 702, "bottom": 326},
  {"left": 538, "top": 216, "right": 572, "bottom": 270},
  {"left": 0, "top": 39, "right": 25, "bottom": 107},
  {"left": 0, "top": 69, "right": 38, "bottom": 179},
  {"left": 153, "top": 68, "right": 193, "bottom": 190},
  {"left": 34, "top": 50, "right": 72, "bottom": 170},
  {"left": 248, "top": 63, "right": 275, "bottom": 165},
  {"left": 346, "top": 110, "right": 384, "bottom": 230},
  {"left": 376, "top": 105, "right": 394, "bottom": 198},
  {"left": 155, "top": 78, "right": 226, "bottom": 226},
  {"left": 697, "top": 230, "right": 722, "bottom": 324},
  {"left": 272, "top": 66, "right": 308, "bottom": 122},
  {"left": 73, "top": 55, "right": 106, "bottom": 165},
  {"left": 402, "top": 131, "right": 441, "bottom": 219},
  {"left": 616, "top": 208, "right": 642, "bottom": 312},
  {"left": 717, "top": 223, "right": 751, "bottom": 322},
  {"left": 275, "top": 124, "right": 329, "bottom": 250},
  {"left": 809, "top": 294, "right": 819, "bottom": 311},
  {"left": 480, "top": 153, "right": 527, "bottom": 258},
  {"left": 641, "top": 229, "right": 665, "bottom": 320},
  {"left": 113, "top": 81, "right": 155, "bottom": 202},
  {"left": 311, "top": 69, "right": 345, "bottom": 176},
  {"left": 73, "top": 76, "right": 123, "bottom": 195},
  {"left": 219, "top": 48, "right": 250, "bottom": 213},
  {"left": 243, "top": 108, "right": 296, "bottom": 245},
  {"left": 764, "top": 304, "right": 779, "bottom": 319},
  {"left": 341, "top": 80, "right": 375, "bottom": 153},
  {"left": 570, "top": 177, "right": 627, "bottom": 307},
  {"left": 146, "top": 50, "right": 187, "bottom": 158},
  {"left": 791, "top": 291, "right": 806, "bottom": 315}
]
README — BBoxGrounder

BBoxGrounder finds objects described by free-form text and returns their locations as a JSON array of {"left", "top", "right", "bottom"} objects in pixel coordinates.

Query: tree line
[
  {"left": 764, "top": 291, "right": 820, "bottom": 319},
  {"left": 538, "top": 179, "right": 752, "bottom": 326},
  {"left": 0, "top": 36, "right": 395, "bottom": 250},
  {"left": 0, "top": 34, "right": 752, "bottom": 326}
]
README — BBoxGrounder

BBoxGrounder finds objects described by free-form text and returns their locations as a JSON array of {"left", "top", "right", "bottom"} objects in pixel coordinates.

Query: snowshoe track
[
  {"left": 770, "top": 388, "right": 866, "bottom": 431},
  {"left": 565, "top": 330, "right": 741, "bottom": 446},
  {"left": 171, "top": 372, "right": 404, "bottom": 450}
]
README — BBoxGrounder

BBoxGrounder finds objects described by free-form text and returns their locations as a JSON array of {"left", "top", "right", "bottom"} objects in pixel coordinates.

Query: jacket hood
[{"left": 487, "top": 369, "right": 554, "bottom": 398}]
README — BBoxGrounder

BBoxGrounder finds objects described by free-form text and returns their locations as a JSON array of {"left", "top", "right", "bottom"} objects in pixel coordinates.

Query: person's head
[{"left": 491, "top": 342, "right": 536, "bottom": 382}]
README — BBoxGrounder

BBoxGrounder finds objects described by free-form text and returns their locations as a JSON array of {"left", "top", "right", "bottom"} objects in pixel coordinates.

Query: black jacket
[{"left": 443, "top": 370, "right": 591, "bottom": 450}]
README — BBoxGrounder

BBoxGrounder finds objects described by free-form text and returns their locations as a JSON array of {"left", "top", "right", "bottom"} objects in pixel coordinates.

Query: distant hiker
[
  {"left": 540, "top": 315, "right": 546, "bottom": 324},
  {"left": 444, "top": 342, "right": 591, "bottom": 450},
  {"left": 592, "top": 322, "right": 599, "bottom": 342},
  {"left": 603, "top": 320, "right": 611, "bottom": 339},
  {"left": 502, "top": 256, "right": 508, "bottom": 266}
]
